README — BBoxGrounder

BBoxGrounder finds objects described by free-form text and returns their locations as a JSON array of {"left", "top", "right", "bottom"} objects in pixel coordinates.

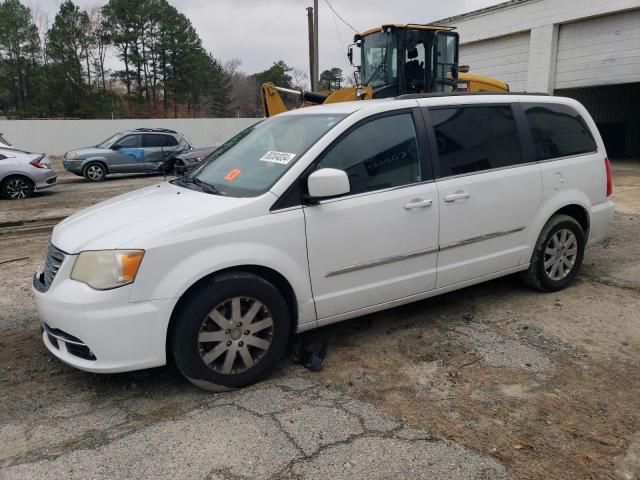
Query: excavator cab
[
  {"left": 352, "top": 25, "right": 460, "bottom": 98},
  {"left": 261, "top": 24, "right": 508, "bottom": 117}
]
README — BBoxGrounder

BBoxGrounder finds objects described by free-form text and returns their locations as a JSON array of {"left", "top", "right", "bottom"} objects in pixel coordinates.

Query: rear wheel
[
  {"left": 1, "top": 175, "right": 34, "bottom": 199},
  {"left": 521, "top": 214, "right": 585, "bottom": 292},
  {"left": 170, "top": 272, "right": 291, "bottom": 391},
  {"left": 83, "top": 162, "right": 106, "bottom": 182}
]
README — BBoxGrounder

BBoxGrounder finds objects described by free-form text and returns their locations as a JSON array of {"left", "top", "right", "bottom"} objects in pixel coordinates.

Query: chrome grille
[{"left": 42, "top": 243, "right": 66, "bottom": 289}]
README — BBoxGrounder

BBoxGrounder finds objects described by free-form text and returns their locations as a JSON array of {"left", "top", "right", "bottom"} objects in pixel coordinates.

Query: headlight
[
  {"left": 66, "top": 151, "right": 77, "bottom": 160},
  {"left": 71, "top": 250, "right": 144, "bottom": 290}
]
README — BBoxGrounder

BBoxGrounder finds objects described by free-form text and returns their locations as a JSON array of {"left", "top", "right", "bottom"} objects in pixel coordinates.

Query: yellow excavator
[{"left": 262, "top": 24, "right": 509, "bottom": 117}]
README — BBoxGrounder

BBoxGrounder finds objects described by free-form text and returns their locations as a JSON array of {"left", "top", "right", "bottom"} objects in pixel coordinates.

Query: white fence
[{"left": 0, "top": 118, "right": 260, "bottom": 156}]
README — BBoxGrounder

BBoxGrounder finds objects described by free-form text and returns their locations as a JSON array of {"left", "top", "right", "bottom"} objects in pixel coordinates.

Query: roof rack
[
  {"left": 396, "top": 91, "right": 549, "bottom": 100},
  {"left": 133, "top": 128, "right": 178, "bottom": 134}
]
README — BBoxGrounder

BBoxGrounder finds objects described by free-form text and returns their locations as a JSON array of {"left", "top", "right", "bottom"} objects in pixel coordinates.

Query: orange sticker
[{"left": 224, "top": 169, "right": 241, "bottom": 181}]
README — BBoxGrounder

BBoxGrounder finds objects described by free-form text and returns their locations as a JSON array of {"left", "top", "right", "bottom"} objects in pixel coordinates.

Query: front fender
[
  {"left": 80, "top": 157, "right": 110, "bottom": 171},
  {"left": 520, "top": 188, "right": 592, "bottom": 264},
  {"left": 129, "top": 241, "right": 316, "bottom": 327}
]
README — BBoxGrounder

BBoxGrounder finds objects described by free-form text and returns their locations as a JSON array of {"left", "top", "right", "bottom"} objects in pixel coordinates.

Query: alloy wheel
[
  {"left": 6, "top": 178, "right": 31, "bottom": 199},
  {"left": 198, "top": 297, "right": 274, "bottom": 375},
  {"left": 544, "top": 228, "right": 578, "bottom": 281},
  {"left": 87, "top": 165, "right": 104, "bottom": 180}
]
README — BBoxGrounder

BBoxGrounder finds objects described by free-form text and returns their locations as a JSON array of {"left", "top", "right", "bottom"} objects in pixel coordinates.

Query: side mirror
[
  {"left": 307, "top": 168, "right": 350, "bottom": 200},
  {"left": 110, "top": 144, "right": 122, "bottom": 150},
  {"left": 347, "top": 45, "right": 354, "bottom": 66}
]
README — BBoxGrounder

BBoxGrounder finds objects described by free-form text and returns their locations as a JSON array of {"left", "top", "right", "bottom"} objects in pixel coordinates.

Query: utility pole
[
  {"left": 307, "top": 7, "right": 315, "bottom": 91},
  {"left": 313, "top": 0, "right": 319, "bottom": 91}
]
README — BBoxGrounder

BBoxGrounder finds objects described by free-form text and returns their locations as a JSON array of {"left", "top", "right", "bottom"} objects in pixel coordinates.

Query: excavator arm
[{"left": 261, "top": 82, "right": 372, "bottom": 117}]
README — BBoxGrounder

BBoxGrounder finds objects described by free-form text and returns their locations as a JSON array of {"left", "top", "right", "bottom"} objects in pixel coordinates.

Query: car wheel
[
  {"left": 521, "top": 214, "right": 585, "bottom": 292},
  {"left": 170, "top": 272, "right": 292, "bottom": 391},
  {"left": 1, "top": 175, "right": 34, "bottom": 199},
  {"left": 83, "top": 162, "right": 106, "bottom": 182}
]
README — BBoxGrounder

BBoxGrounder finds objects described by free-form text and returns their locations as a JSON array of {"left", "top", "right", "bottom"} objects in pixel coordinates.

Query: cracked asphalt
[
  {"left": 1, "top": 374, "right": 506, "bottom": 480},
  {"left": 1, "top": 159, "right": 639, "bottom": 479}
]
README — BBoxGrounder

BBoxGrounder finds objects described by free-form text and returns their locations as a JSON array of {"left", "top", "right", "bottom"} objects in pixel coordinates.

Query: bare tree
[{"left": 291, "top": 68, "right": 309, "bottom": 91}]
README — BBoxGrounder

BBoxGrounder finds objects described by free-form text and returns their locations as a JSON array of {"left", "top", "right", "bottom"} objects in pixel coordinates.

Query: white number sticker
[{"left": 259, "top": 151, "right": 296, "bottom": 165}]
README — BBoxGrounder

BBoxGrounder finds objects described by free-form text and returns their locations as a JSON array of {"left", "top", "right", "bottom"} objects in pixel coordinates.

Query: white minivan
[{"left": 33, "top": 94, "right": 614, "bottom": 390}]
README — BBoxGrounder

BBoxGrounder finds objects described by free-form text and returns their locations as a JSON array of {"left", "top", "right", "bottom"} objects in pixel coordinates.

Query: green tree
[
  {"left": 0, "top": 0, "right": 41, "bottom": 116},
  {"left": 319, "top": 67, "right": 344, "bottom": 90},
  {"left": 102, "top": 0, "right": 138, "bottom": 96},
  {"left": 47, "top": 0, "right": 92, "bottom": 116},
  {"left": 255, "top": 60, "right": 293, "bottom": 89}
]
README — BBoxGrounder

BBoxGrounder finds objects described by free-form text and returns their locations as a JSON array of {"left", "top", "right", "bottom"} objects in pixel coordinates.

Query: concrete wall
[{"left": 0, "top": 118, "right": 260, "bottom": 156}]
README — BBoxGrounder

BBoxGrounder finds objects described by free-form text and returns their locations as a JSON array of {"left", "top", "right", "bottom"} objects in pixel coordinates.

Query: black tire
[
  {"left": 1, "top": 175, "right": 34, "bottom": 199},
  {"left": 170, "top": 272, "right": 292, "bottom": 390},
  {"left": 521, "top": 214, "right": 585, "bottom": 292},
  {"left": 83, "top": 162, "right": 107, "bottom": 182}
]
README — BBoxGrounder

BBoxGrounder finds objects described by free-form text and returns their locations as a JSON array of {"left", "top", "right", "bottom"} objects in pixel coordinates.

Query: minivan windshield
[
  {"left": 186, "top": 113, "right": 345, "bottom": 197},
  {"left": 97, "top": 132, "right": 124, "bottom": 148}
]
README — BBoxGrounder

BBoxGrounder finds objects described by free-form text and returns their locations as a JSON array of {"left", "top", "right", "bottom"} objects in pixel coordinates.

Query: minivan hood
[{"left": 52, "top": 182, "right": 255, "bottom": 253}]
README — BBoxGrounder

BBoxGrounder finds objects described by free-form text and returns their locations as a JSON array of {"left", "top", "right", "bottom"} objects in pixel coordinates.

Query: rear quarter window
[{"left": 523, "top": 103, "right": 597, "bottom": 161}]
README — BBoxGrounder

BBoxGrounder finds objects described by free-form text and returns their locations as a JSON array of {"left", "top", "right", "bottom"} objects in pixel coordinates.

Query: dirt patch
[{"left": 309, "top": 285, "right": 640, "bottom": 479}]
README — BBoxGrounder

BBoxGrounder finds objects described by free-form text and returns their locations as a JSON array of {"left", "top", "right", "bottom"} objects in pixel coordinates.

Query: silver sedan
[{"left": 0, "top": 147, "right": 57, "bottom": 199}]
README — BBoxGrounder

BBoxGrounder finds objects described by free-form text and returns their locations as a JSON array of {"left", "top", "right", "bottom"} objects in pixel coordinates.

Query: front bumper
[
  {"left": 63, "top": 159, "right": 83, "bottom": 174},
  {"left": 32, "top": 257, "right": 174, "bottom": 373}
]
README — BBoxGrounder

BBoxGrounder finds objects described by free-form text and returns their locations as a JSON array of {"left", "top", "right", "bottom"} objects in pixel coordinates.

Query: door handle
[
  {"left": 444, "top": 191, "right": 470, "bottom": 202},
  {"left": 404, "top": 198, "right": 433, "bottom": 209}
]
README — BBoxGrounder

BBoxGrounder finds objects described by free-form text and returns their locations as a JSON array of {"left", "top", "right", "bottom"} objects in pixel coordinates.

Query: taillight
[
  {"left": 604, "top": 157, "right": 613, "bottom": 197},
  {"left": 30, "top": 156, "right": 50, "bottom": 169}
]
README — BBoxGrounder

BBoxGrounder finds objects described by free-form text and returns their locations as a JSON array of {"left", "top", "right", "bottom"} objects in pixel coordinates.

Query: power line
[
  {"left": 227, "top": 0, "right": 303, "bottom": 52},
  {"left": 322, "top": 0, "right": 358, "bottom": 33},
  {"left": 328, "top": 6, "right": 352, "bottom": 74},
  {"left": 215, "top": 0, "right": 264, "bottom": 38}
]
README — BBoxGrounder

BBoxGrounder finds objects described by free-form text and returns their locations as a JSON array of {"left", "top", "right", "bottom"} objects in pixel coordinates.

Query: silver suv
[{"left": 63, "top": 128, "right": 192, "bottom": 181}]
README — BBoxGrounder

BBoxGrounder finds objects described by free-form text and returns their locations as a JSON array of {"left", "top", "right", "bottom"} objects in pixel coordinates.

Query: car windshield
[
  {"left": 185, "top": 113, "right": 346, "bottom": 197},
  {"left": 97, "top": 132, "right": 124, "bottom": 148}
]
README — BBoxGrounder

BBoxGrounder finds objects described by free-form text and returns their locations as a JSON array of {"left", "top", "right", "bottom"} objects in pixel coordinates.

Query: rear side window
[
  {"left": 316, "top": 112, "right": 422, "bottom": 195},
  {"left": 143, "top": 134, "right": 178, "bottom": 147},
  {"left": 430, "top": 105, "right": 521, "bottom": 177},
  {"left": 523, "top": 103, "right": 597, "bottom": 160}
]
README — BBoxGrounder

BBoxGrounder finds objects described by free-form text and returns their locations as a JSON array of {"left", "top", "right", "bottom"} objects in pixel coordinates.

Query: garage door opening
[{"left": 555, "top": 83, "right": 640, "bottom": 161}]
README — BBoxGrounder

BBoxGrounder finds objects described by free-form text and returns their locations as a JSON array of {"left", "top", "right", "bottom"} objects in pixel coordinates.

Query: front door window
[{"left": 315, "top": 112, "right": 422, "bottom": 195}]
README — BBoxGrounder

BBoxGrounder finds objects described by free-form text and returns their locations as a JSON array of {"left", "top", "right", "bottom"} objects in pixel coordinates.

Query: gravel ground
[{"left": 0, "top": 158, "right": 639, "bottom": 479}]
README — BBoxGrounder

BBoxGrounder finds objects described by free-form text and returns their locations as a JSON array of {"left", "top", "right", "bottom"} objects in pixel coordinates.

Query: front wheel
[
  {"left": 83, "top": 162, "right": 106, "bottom": 182},
  {"left": 170, "top": 272, "right": 292, "bottom": 390},
  {"left": 521, "top": 214, "right": 585, "bottom": 292}
]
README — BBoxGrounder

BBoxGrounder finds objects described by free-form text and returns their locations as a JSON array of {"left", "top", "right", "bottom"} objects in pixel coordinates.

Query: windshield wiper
[{"left": 176, "top": 177, "right": 220, "bottom": 195}]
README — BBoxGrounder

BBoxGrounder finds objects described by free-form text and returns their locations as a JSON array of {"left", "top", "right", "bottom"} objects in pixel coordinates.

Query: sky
[{"left": 32, "top": 0, "right": 504, "bottom": 80}]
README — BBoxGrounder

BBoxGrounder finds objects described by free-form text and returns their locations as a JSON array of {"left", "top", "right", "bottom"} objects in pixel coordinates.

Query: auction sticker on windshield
[{"left": 259, "top": 151, "right": 296, "bottom": 165}]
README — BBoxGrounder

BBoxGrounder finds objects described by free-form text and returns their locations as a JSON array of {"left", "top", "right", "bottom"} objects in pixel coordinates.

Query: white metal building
[{"left": 434, "top": 0, "right": 640, "bottom": 158}]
